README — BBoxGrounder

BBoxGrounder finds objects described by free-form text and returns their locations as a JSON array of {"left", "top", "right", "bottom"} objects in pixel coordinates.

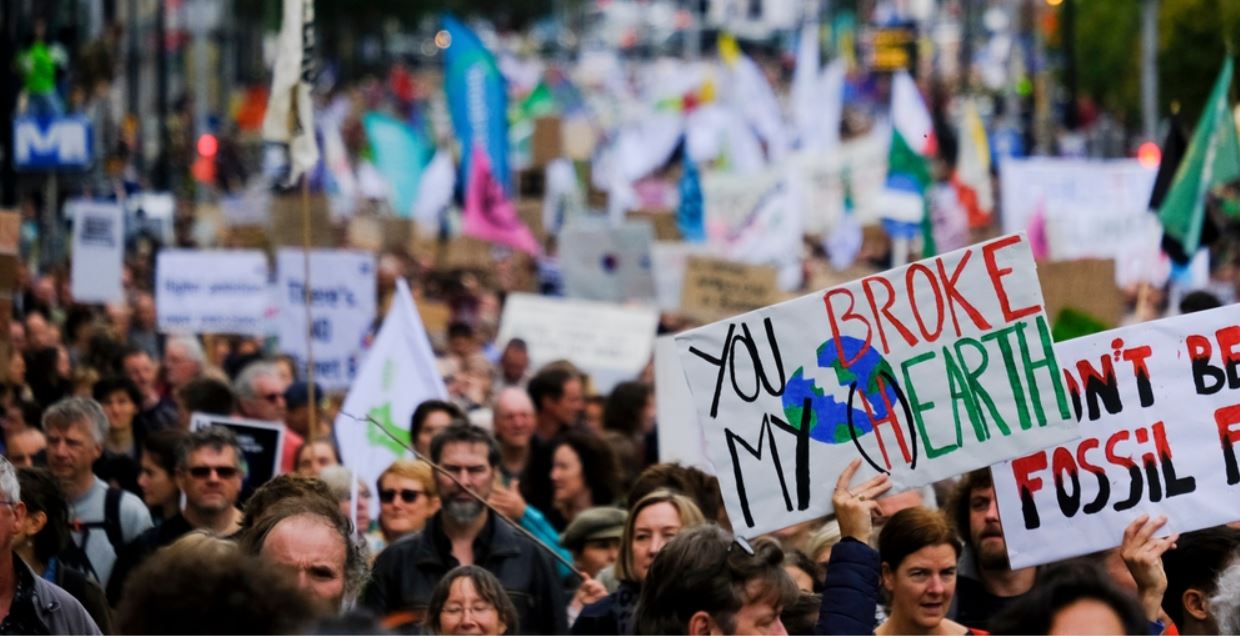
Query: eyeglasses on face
[
  {"left": 379, "top": 488, "right": 424, "bottom": 504},
  {"left": 187, "top": 465, "right": 240, "bottom": 479}
]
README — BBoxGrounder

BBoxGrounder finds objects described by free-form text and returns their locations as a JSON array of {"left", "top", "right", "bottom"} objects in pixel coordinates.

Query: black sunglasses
[
  {"left": 187, "top": 465, "right": 240, "bottom": 479},
  {"left": 379, "top": 488, "right": 424, "bottom": 504}
]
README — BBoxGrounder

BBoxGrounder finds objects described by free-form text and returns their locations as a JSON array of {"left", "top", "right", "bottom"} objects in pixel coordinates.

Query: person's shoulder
[
  {"left": 31, "top": 575, "right": 101, "bottom": 634},
  {"left": 374, "top": 530, "right": 427, "bottom": 563}
]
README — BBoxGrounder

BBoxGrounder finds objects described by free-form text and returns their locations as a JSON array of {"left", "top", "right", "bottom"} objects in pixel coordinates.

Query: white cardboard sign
[
  {"left": 675, "top": 234, "right": 1079, "bottom": 536},
  {"left": 993, "top": 305, "right": 1240, "bottom": 568},
  {"left": 156, "top": 250, "right": 271, "bottom": 335}
]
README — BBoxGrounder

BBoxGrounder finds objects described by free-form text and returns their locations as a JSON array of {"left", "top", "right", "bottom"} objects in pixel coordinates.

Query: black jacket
[
  {"left": 570, "top": 581, "right": 639, "bottom": 635},
  {"left": 360, "top": 512, "right": 568, "bottom": 635},
  {"left": 106, "top": 513, "right": 193, "bottom": 605},
  {"left": 815, "top": 537, "right": 881, "bottom": 635}
]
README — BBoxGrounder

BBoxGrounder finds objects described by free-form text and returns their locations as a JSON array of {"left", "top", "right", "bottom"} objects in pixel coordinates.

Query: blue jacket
[{"left": 816, "top": 538, "right": 881, "bottom": 635}]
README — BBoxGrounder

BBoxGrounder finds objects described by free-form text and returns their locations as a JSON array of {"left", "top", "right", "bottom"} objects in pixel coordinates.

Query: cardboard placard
[
  {"left": 680, "top": 256, "right": 778, "bottom": 322},
  {"left": 627, "top": 209, "right": 680, "bottom": 241},
  {"left": 992, "top": 305, "right": 1240, "bottom": 568},
  {"left": 270, "top": 194, "right": 333, "bottom": 248},
  {"left": 674, "top": 234, "right": 1079, "bottom": 536},
  {"left": 0, "top": 211, "right": 20, "bottom": 252},
  {"left": 531, "top": 116, "right": 563, "bottom": 168},
  {"left": 1038, "top": 259, "right": 1124, "bottom": 328},
  {"left": 156, "top": 250, "right": 271, "bottom": 335}
]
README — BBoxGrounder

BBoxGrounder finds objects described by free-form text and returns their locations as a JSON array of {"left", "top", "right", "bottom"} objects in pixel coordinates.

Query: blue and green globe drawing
[{"left": 781, "top": 335, "right": 898, "bottom": 444}]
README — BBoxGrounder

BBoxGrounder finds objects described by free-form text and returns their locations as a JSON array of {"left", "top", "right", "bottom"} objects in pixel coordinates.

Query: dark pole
[
  {"left": 1063, "top": 0, "right": 1078, "bottom": 130},
  {"left": 154, "top": 0, "right": 169, "bottom": 190},
  {"left": 0, "top": 0, "right": 17, "bottom": 207}
]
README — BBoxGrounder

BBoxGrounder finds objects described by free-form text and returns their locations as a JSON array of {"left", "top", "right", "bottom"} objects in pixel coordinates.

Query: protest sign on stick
[
  {"left": 156, "top": 250, "right": 271, "bottom": 335},
  {"left": 70, "top": 201, "right": 125, "bottom": 304},
  {"left": 276, "top": 249, "right": 376, "bottom": 391},
  {"left": 559, "top": 221, "right": 656, "bottom": 303},
  {"left": 992, "top": 305, "right": 1240, "bottom": 568},
  {"left": 675, "top": 233, "right": 1079, "bottom": 536}
]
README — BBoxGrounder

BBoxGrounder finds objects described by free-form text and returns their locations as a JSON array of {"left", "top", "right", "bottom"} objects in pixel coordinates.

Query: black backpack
[{"left": 64, "top": 487, "right": 126, "bottom": 583}]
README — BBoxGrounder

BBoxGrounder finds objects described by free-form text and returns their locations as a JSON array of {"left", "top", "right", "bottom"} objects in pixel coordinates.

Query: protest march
[{"left": 3, "top": 0, "right": 1240, "bottom": 634}]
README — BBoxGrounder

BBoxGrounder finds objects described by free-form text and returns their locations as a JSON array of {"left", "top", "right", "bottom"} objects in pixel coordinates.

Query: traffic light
[{"left": 192, "top": 132, "right": 218, "bottom": 183}]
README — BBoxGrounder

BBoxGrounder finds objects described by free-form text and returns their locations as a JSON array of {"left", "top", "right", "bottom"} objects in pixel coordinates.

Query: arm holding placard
[{"left": 816, "top": 459, "right": 892, "bottom": 635}]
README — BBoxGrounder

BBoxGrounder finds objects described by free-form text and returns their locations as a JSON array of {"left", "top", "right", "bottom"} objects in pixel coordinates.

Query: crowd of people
[{"left": 0, "top": 267, "right": 1237, "bottom": 635}]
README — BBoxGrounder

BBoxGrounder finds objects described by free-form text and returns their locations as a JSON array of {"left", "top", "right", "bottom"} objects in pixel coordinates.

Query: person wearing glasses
[
  {"left": 43, "top": 398, "right": 152, "bottom": 589},
  {"left": 105, "top": 426, "right": 245, "bottom": 605},
  {"left": 375, "top": 459, "right": 439, "bottom": 546},
  {"left": 426, "top": 565, "right": 519, "bottom": 635},
  {"left": 361, "top": 424, "right": 567, "bottom": 634},
  {"left": 233, "top": 361, "right": 298, "bottom": 473}
]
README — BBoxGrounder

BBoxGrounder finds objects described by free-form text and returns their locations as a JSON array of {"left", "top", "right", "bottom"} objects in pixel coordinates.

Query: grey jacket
[{"left": 30, "top": 567, "right": 102, "bottom": 635}]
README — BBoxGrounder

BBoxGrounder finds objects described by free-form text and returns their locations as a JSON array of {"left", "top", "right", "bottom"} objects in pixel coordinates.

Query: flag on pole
[
  {"left": 1157, "top": 59, "right": 1240, "bottom": 263},
  {"left": 335, "top": 278, "right": 446, "bottom": 509},
  {"left": 361, "top": 112, "right": 432, "bottom": 218},
  {"left": 678, "top": 155, "right": 705, "bottom": 242},
  {"left": 955, "top": 98, "right": 993, "bottom": 228},
  {"left": 442, "top": 14, "right": 512, "bottom": 196},
  {"left": 462, "top": 143, "right": 541, "bottom": 255},
  {"left": 791, "top": 19, "right": 820, "bottom": 150},
  {"left": 878, "top": 71, "right": 936, "bottom": 253},
  {"left": 262, "top": 0, "right": 318, "bottom": 185},
  {"left": 719, "top": 33, "right": 788, "bottom": 163}
]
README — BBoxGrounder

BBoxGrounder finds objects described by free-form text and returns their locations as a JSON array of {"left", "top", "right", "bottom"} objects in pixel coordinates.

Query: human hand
[
  {"left": 488, "top": 478, "right": 527, "bottom": 521},
  {"left": 833, "top": 459, "right": 891, "bottom": 543},
  {"left": 574, "top": 574, "right": 608, "bottom": 607},
  {"left": 1121, "top": 513, "right": 1178, "bottom": 622}
]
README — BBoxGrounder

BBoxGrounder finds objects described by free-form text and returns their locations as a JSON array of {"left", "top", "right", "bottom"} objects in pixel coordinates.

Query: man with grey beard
[{"left": 360, "top": 425, "right": 567, "bottom": 634}]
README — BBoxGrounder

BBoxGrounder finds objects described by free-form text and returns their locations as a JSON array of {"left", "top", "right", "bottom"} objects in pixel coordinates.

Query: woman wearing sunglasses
[{"left": 375, "top": 459, "right": 439, "bottom": 546}]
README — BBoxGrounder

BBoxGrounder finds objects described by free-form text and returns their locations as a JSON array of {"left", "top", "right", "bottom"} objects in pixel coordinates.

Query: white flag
[
  {"left": 791, "top": 20, "right": 820, "bottom": 149},
  {"left": 262, "top": 0, "right": 319, "bottom": 185},
  {"left": 334, "top": 279, "right": 446, "bottom": 505}
]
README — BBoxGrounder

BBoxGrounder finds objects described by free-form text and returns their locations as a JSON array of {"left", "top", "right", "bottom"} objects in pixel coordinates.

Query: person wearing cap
[
  {"left": 560, "top": 507, "right": 626, "bottom": 579},
  {"left": 561, "top": 507, "right": 625, "bottom": 628}
]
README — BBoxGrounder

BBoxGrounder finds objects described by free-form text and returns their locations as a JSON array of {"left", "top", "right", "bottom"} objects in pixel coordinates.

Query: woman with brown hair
[
  {"left": 425, "top": 565, "right": 519, "bottom": 635},
  {"left": 571, "top": 489, "right": 706, "bottom": 634}
]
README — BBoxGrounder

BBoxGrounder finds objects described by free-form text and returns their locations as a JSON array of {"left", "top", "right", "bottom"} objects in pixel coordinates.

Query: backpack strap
[{"left": 102, "top": 487, "right": 125, "bottom": 555}]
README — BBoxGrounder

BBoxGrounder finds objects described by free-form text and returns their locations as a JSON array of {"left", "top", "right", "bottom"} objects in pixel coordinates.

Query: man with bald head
[{"left": 492, "top": 388, "right": 535, "bottom": 479}]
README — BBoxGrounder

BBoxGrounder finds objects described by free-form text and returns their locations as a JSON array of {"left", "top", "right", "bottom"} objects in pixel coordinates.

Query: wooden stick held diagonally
[{"left": 339, "top": 411, "right": 585, "bottom": 579}]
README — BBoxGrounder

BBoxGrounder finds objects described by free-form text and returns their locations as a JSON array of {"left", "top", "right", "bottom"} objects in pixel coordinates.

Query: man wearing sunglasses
[{"left": 105, "top": 426, "right": 246, "bottom": 605}]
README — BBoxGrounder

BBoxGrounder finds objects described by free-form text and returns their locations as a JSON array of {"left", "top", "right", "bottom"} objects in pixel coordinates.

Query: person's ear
[
  {"left": 687, "top": 611, "right": 715, "bottom": 636},
  {"left": 881, "top": 562, "right": 895, "bottom": 593},
  {"left": 1183, "top": 588, "right": 1211, "bottom": 622},
  {"left": 22, "top": 509, "right": 46, "bottom": 536}
]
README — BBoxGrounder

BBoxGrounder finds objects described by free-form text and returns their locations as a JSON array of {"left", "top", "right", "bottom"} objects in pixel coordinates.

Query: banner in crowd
[
  {"left": 702, "top": 168, "right": 804, "bottom": 291},
  {"left": 992, "top": 305, "right": 1240, "bottom": 568},
  {"left": 190, "top": 412, "right": 285, "bottom": 493},
  {"left": 559, "top": 221, "right": 656, "bottom": 303},
  {"left": 655, "top": 336, "right": 714, "bottom": 473},
  {"left": 70, "top": 201, "right": 125, "bottom": 304},
  {"left": 155, "top": 250, "right": 271, "bottom": 335},
  {"left": 336, "top": 279, "right": 447, "bottom": 508},
  {"left": 276, "top": 249, "right": 376, "bottom": 391},
  {"left": 262, "top": 0, "right": 318, "bottom": 184},
  {"left": 497, "top": 293, "right": 658, "bottom": 393},
  {"left": 675, "top": 234, "right": 1079, "bottom": 536},
  {"left": 999, "top": 158, "right": 1159, "bottom": 285},
  {"left": 794, "top": 131, "right": 889, "bottom": 234},
  {"left": 443, "top": 14, "right": 511, "bottom": 195}
]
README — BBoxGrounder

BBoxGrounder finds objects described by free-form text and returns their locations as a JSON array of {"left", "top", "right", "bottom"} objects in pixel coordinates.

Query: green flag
[{"left": 1157, "top": 58, "right": 1240, "bottom": 257}]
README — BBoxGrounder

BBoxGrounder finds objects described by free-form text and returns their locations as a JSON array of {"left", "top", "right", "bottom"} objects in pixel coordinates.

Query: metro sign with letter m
[{"left": 13, "top": 116, "right": 93, "bottom": 170}]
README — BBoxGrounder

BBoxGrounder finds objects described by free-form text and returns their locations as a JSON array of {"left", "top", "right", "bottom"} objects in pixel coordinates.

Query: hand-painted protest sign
[
  {"left": 1037, "top": 259, "right": 1124, "bottom": 330},
  {"left": 992, "top": 305, "right": 1240, "bottom": 568},
  {"left": 655, "top": 336, "right": 714, "bottom": 473},
  {"left": 680, "top": 256, "right": 778, "bottom": 322},
  {"left": 702, "top": 168, "right": 804, "bottom": 291},
  {"left": 156, "top": 250, "right": 271, "bottom": 335},
  {"left": 497, "top": 293, "right": 658, "bottom": 393},
  {"left": 675, "top": 234, "right": 1078, "bottom": 536},
  {"left": 70, "top": 200, "right": 125, "bottom": 304},
  {"left": 190, "top": 412, "right": 285, "bottom": 494},
  {"left": 559, "top": 220, "right": 656, "bottom": 303},
  {"left": 794, "top": 131, "right": 890, "bottom": 233},
  {"left": 276, "top": 249, "right": 376, "bottom": 391}
]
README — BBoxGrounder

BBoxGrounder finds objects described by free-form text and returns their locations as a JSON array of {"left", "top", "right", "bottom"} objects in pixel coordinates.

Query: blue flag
[
  {"left": 442, "top": 15, "right": 511, "bottom": 196},
  {"left": 361, "top": 112, "right": 431, "bottom": 218},
  {"left": 678, "top": 156, "right": 705, "bottom": 242}
]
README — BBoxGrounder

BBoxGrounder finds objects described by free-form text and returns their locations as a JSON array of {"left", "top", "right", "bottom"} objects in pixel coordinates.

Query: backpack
[{"left": 64, "top": 487, "right": 126, "bottom": 583}]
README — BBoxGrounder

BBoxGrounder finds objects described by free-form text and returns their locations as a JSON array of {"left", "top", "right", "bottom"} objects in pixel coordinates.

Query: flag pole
[{"left": 302, "top": 174, "right": 318, "bottom": 442}]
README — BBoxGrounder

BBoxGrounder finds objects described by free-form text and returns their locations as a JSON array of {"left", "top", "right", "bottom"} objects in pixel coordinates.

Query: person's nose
[
  {"left": 926, "top": 575, "right": 945, "bottom": 596},
  {"left": 985, "top": 498, "right": 1000, "bottom": 523}
]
